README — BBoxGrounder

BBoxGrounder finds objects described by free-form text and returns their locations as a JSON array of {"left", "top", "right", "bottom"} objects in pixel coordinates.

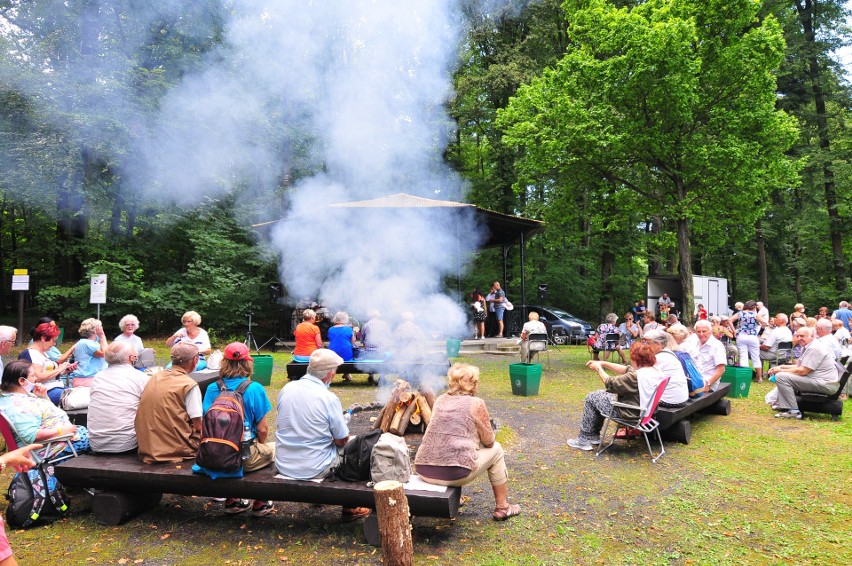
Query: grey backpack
[{"left": 370, "top": 433, "right": 411, "bottom": 484}]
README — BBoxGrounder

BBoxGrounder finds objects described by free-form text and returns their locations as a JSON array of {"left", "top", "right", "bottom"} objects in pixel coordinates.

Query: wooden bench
[
  {"left": 54, "top": 454, "right": 461, "bottom": 545},
  {"left": 795, "top": 360, "right": 851, "bottom": 421},
  {"left": 655, "top": 382, "right": 732, "bottom": 444},
  {"left": 286, "top": 360, "right": 450, "bottom": 383}
]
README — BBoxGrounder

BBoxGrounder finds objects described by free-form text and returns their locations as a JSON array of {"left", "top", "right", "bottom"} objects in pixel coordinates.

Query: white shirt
[
  {"left": 834, "top": 326, "right": 851, "bottom": 344},
  {"left": 696, "top": 336, "right": 727, "bottom": 390},
  {"left": 522, "top": 320, "right": 547, "bottom": 337},
  {"left": 818, "top": 334, "right": 841, "bottom": 359},
  {"left": 762, "top": 326, "right": 793, "bottom": 352},
  {"left": 653, "top": 349, "right": 690, "bottom": 405}
]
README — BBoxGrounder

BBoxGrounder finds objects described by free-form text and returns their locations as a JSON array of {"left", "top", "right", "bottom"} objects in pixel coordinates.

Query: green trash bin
[
  {"left": 57, "top": 327, "right": 64, "bottom": 345},
  {"left": 446, "top": 338, "right": 462, "bottom": 358},
  {"left": 252, "top": 354, "right": 273, "bottom": 386},
  {"left": 509, "top": 363, "right": 542, "bottom": 396},
  {"left": 721, "top": 365, "right": 752, "bottom": 398}
]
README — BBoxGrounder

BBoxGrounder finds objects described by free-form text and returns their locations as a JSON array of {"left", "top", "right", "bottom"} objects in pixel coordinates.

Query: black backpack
[
  {"left": 6, "top": 462, "right": 70, "bottom": 528},
  {"left": 195, "top": 379, "right": 253, "bottom": 472},
  {"left": 335, "top": 429, "right": 382, "bottom": 482}
]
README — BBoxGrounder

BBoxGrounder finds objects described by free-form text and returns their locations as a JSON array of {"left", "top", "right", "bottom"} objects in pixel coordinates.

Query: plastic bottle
[
  {"left": 343, "top": 410, "right": 353, "bottom": 424},
  {"left": 241, "top": 425, "right": 251, "bottom": 459}
]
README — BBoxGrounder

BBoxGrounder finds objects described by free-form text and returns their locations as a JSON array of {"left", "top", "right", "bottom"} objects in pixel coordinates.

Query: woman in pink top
[{"left": 414, "top": 363, "right": 521, "bottom": 521}]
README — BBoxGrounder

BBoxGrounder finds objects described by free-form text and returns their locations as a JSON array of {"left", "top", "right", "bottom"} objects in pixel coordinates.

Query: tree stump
[{"left": 373, "top": 480, "right": 413, "bottom": 566}]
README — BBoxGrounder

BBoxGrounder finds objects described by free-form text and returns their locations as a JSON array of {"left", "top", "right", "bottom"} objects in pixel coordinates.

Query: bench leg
[
  {"left": 363, "top": 512, "right": 381, "bottom": 546},
  {"left": 92, "top": 491, "right": 163, "bottom": 526},
  {"left": 699, "top": 398, "right": 731, "bottom": 416},
  {"left": 661, "top": 420, "right": 692, "bottom": 445}
]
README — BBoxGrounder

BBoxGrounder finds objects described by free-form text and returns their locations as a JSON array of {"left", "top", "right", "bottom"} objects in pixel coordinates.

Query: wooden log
[
  {"left": 92, "top": 491, "right": 163, "bottom": 526},
  {"left": 379, "top": 389, "right": 402, "bottom": 432},
  {"left": 373, "top": 405, "right": 388, "bottom": 430},
  {"left": 392, "top": 399, "right": 418, "bottom": 436},
  {"left": 373, "top": 480, "right": 413, "bottom": 566},
  {"left": 409, "top": 406, "right": 422, "bottom": 426},
  {"left": 415, "top": 395, "right": 432, "bottom": 427},
  {"left": 699, "top": 398, "right": 731, "bottom": 416},
  {"left": 421, "top": 387, "right": 436, "bottom": 408},
  {"left": 389, "top": 406, "right": 406, "bottom": 435}
]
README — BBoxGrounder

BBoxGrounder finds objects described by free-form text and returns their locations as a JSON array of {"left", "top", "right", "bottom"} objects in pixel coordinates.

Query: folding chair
[
  {"left": 0, "top": 412, "right": 78, "bottom": 465},
  {"left": 770, "top": 341, "right": 793, "bottom": 368},
  {"left": 523, "top": 333, "right": 550, "bottom": 366},
  {"left": 597, "top": 376, "right": 670, "bottom": 463}
]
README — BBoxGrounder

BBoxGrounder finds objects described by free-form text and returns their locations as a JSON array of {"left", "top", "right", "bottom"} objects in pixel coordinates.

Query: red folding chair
[
  {"left": 0, "top": 411, "right": 78, "bottom": 465},
  {"left": 596, "top": 376, "right": 670, "bottom": 463}
]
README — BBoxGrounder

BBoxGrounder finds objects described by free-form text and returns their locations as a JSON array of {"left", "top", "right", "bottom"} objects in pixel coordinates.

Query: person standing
[
  {"left": 470, "top": 289, "right": 487, "bottom": 340},
  {"left": 831, "top": 301, "right": 852, "bottom": 331},
  {"left": 727, "top": 300, "right": 767, "bottom": 383},
  {"left": 488, "top": 281, "right": 507, "bottom": 338}
]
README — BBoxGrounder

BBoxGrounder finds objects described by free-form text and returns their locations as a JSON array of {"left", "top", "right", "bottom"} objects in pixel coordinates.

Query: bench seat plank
[{"left": 55, "top": 454, "right": 460, "bottom": 519}]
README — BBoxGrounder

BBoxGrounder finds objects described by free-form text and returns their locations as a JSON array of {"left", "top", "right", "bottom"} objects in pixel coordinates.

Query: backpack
[
  {"left": 195, "top": 379, "right": 253, "bottom": 472},
  {"left": 671, "top": 351, "right": 705, "bottom": 398},
  {"left": 5, "top": 462, "right": 70, "bottom": 528},
  {"left": 370, "top": 433, "right": 411, "bottom": 484},
  {"left": 335, "top": 429, "right": 382, "bottom": 482}
]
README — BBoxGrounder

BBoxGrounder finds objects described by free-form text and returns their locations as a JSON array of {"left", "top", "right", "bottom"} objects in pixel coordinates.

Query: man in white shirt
[
  {"left": 759, "top": 313, "right": 793, "bottom": 362},
  {"left": 756, "top": 302, "right": 770, "bottom": 323},
  {"left": 88, "top": 341, "right": 151, "bottom": 453},
  {"left": 768, "top": 327, "right": 840, "bottom": 419},
  {"left": 693, "top": 320, "right": 727, "bottom": 391},
  {"left": 815, "top": 318, "right": 841, "bottom": 359}
]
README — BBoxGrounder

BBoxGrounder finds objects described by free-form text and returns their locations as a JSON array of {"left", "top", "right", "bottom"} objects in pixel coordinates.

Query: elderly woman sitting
[
  {"left": 166, "top": 311, "right": 211, "bottom": 371},
  {"left": 592, "top": 313, "right": 624, "bottom": 362},
  {"left": 567, "top": 341, "right": 663, "bottom": 451},
  {"left": 519, "top": 311, "right": 547, "bottom": 364},
  {"left": 415, "top": 363, "right": 521, "bottom": 521},
  {"left": 293, "top": 308, "right": 324, "bottom": 362},
  {"left": 0, "top": 361, "right": 90, "bottom": 458},
  {"left": 65, "top": 318, "right": 108, "bottom": 387}
]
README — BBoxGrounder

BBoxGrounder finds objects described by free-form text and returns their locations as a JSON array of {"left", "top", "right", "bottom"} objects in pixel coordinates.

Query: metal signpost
[
  {"left": 90, "top": 274, "right": 107, "bottom": 319},
  {"left": 11, "top": 269, "right": 29, "bottom": 346}
]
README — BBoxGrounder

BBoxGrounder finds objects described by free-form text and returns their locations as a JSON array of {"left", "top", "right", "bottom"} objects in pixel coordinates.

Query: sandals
[
  {"left": 341, "top": 507, "right": 371, "bottom": 522},
  {"left": 492, "top": 503, "right": 521, "bottom": 521}
]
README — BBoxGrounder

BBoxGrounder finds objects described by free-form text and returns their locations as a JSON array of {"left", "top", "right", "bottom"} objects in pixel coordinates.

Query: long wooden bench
[
  {"left": 655, "top": 382, "right": 732, "bottom": 444},
  {"left": 54, "top": 454, "right": 461, "bottom": 545},
  {"left": 286, "top": 360, "right": 450, "bottom": 383}
]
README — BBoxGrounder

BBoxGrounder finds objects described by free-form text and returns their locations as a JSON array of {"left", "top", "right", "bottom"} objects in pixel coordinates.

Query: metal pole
[
  {"left": 16, "top": 291, "right": 24, "bottom": 346},
  {"left": 519, "top": 231, "right": 526, "bottom": 309}
]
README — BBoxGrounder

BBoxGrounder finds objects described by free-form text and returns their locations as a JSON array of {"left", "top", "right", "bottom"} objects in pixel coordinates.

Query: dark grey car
[{"left": 511, "top": 305, "right": 593, "bottom": 344}]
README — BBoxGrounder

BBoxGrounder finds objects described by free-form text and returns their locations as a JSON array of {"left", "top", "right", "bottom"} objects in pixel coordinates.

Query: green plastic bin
[
  {"left": 252, "top": 354, "right": 273, "bottom": 386},
  {"left": 446, "top": 338, "right": 462, "bottom": 358},
  {"left": 57, "top": 327, "right": 64, "bottom": 345},
  {"left": 721, "top": 365, "right": 752, "bottom": 398},
  {"left": 509, "top": 363, "right": 542, "bottom": 396}
]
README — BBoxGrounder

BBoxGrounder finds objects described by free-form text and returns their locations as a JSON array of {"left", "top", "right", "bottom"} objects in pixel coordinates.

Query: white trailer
[{"left": 646, "top": 275, "right": 729, "bottom": 319}]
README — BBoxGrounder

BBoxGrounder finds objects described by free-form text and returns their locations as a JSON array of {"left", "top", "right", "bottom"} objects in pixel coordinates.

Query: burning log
[
  {"left": 420, "top": 386, "right": 436, "bottom": 408},
  {"left": 415, "top": 395, "right": 432, "bottom": 427},
  {"left": 391, "top": 398, "right": 419, "bottom": 436}
]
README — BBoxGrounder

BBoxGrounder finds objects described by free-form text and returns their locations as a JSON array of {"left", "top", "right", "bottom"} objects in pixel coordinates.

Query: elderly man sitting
[
  {"left": 759, "top": 313, "right": 793, "bottom": 364},
  {"left": 814, "top": 318, "right": 841, "bottom": 360},
  {"left": 692, "top": 320, "right": 727, "bottom": 392},
  {"left": 88, "top": 341, "right": 151, "bottom": 454},
  {"left": 767, "top": 327, "right": 840, "bottom": 419},
  {"left": 0, "top": 325, "right": 17, "bottom": 374},
  {"left": 275, "top": 349, "right": 371, "bottom": 522}
]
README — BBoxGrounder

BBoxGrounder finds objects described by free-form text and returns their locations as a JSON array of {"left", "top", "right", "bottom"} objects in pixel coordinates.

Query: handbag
[
  {"left": 503, "top": 300, "right": 514, "bottom": 311},
  {"left": 59, "top": 386, "right": 91, "bottom": 411}
]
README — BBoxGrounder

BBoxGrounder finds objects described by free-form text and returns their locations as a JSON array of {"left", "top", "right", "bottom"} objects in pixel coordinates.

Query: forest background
[{"left": 0, "top": 0, "right": 850, "bottom": 337}]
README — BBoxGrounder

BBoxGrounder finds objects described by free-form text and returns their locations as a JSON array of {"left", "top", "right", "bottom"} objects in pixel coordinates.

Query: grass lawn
[{"left": 2, "top": 342, "right": 849, "bottom": 565}]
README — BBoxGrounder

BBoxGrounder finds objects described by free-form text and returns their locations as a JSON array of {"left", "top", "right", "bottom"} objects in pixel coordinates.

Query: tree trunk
[
  {"left": 756, "top": 218, "right": 768, "bottom": 305},
  {"left": 676, "top": 216, "right": 694, "bottom": 326},
  {"left": 373, "top": 480, "right": 413, "bottom": 566},
  {"left": 796, "top": 0, "right": 847, "bottom": 292},
  {"left": 599, "top": 248, "right": 614, "bottom": 320}
]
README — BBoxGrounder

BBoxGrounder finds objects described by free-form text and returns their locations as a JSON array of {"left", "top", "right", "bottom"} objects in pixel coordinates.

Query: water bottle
[
  {"left": 241, "top": 425, "right": 251, "bottom": 460},
  {"left": 343, "top": 410, "right": 353, "bottom": 424}
]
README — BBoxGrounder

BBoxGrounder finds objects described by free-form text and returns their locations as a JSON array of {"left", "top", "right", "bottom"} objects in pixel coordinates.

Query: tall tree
[{"left": 499, "top": 0, "right": 798, "bottom": 322}]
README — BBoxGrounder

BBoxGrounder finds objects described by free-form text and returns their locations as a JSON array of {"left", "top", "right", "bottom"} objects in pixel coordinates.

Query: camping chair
[
  {"left": 523, "top": 333, "right": 550, "bottom": 366},
  {"left": 769, "top": 341, "right": 793, "bottom": 368},
  {"left": 597, "top": 376, "right": 670, "bottom": 463},
  {"left": 0, "top": 412, "right": 78, "bottom": 465}
]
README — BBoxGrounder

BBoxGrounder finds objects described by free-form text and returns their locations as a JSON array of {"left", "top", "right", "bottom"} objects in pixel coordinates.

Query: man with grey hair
[
  {"left": 767, "top": 326, "right": 840, "bottom": 419},
  {"left": 275, "top": 348, "right": 371, "bottom": 521},
  {"left": 88, "top": 341, "right": 151, "bottom": 453},
  {"left": 692, "top": 320, "right": 727, "bottom": 391},
  {"left": 0, "top": 325, "right": 17, "bottom": 374},
  {"left": 593, "top": 329, "right": 690, "bottom": 407},
  {"left": 759, "top": 313, "right": 793, "bottom": 362},
  {"left": 815, "top": 318, "right": 841, "bottom": 359}
]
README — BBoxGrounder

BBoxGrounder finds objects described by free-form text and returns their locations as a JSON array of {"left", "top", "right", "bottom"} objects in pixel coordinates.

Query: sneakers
[
  {"left": 251, "top": 500, "right": 275, "bottom": 517},
  {"left": 567, "top": 438, "right": 594, "bottom": 451},
  {"left": 774, "top": 411, "right": 802, "bottom": 419},
  {"left": 224, "top": 498, "right": 251, "bottom": 514}
]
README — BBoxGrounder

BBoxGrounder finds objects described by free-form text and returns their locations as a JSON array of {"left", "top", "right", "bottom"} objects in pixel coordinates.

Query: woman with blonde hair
[
  {"left": 790, "top": 304, "right": 807, "bottom": 325},
  {"left": 166, "top": 311, "right": 211, "bottom": 370},
  {"left": 415, "top": 363, "right": 521, "bottom": 521},
  {"left": 65, "top": 318, "right": 107, "bottom": 387}
]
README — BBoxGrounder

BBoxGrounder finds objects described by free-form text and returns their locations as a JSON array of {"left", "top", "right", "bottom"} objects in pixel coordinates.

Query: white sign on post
[
  {"left": 90, "top": 274, "right": 108, "bottom": 304},
  {"left": 11, "top": 275, "right": 29, "bottom": 291}
]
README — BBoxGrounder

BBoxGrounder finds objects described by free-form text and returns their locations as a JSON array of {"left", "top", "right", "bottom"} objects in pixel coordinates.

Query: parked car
[{"left": 510, "top": 305, "right": 593, "bottom": 344}]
